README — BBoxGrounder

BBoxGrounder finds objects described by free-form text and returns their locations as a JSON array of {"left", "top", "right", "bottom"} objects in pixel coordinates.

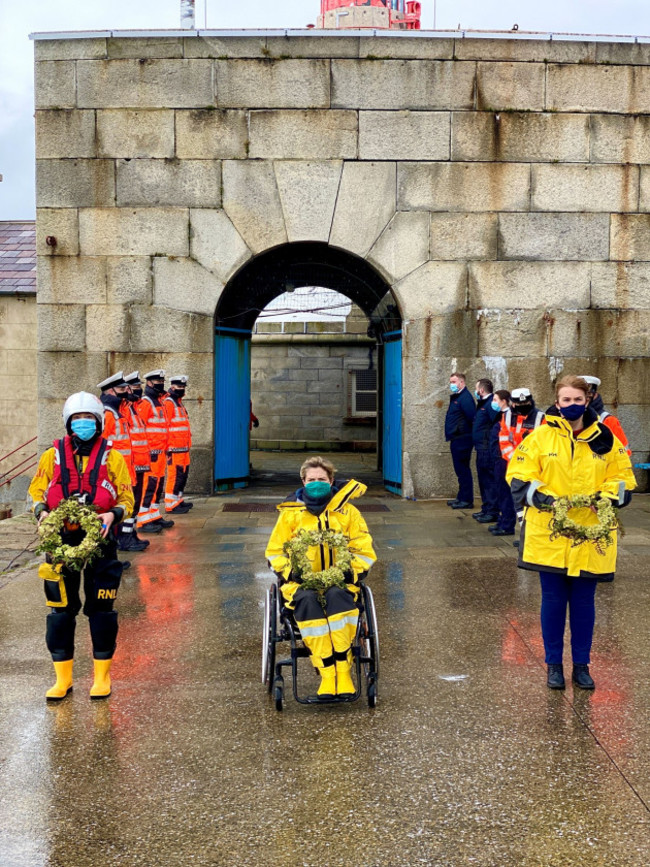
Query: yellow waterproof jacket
[
  {"left": 506, "top": 410, "right": 635, "bottom": 579},
  {"left": 29, "top": 446, "right": 135, "bottom": 520},
  {"left": 265, "top": 479, "right": 377, "bottom": 607}
]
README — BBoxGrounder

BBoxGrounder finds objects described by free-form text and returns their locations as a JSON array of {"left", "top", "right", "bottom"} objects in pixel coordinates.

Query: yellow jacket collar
[{"left": 277, "top": 478, "right": 367, "bottom": 512}]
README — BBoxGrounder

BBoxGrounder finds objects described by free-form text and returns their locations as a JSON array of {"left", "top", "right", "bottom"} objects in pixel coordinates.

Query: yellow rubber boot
[
  {"left": 90, "top": 659, "right": 112, "bottom": 700},
  {"left": 46, "top": 660, "right": 73, "bottom": 701},
  {"left": 317, "top": 663, "right": 337, "bottom": 699},
  {"left": 336, "top": 655, "right": 355, "bottom": 696}
]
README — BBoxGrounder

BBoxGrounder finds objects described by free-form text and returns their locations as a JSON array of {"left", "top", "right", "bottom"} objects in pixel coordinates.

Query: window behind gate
[{"left": 349, "top": 368, "right": 377, "bottom": 418}]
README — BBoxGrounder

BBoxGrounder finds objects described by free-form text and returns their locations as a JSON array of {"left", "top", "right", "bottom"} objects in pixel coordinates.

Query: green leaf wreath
[
  {"left": 283, "top": 529, "right": 354, "bottom": 606},
  {"left": 545, "top": 495, "right": 622, "bottom": 555},
  {"left": 36, "top": 498, "right": 106, "bottom": 571}
]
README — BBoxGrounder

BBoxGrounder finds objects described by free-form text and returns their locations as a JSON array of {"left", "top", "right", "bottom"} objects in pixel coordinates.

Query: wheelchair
[{"left": 262, "top": 579, "right": 379, "bottom": 711}]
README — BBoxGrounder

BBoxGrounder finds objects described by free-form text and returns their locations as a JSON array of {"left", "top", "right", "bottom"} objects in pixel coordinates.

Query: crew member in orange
[
  {"left": 498, "top": 387, "right": 545, "bottom": 463},
  {"left": 579, "top": 375, "right": 631, "bottom": 456},
  {"left": 136, "top": 370, "right": 174, "bottom": 532},
  {"left": 122, "top": 371, "right": 157, "bottom": 542},
  {"left": 163, "top": 374, "right": 193, "bottom": 514}
]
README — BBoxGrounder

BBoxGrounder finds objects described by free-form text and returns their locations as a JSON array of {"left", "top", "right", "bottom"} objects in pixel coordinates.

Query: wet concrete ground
[{"left": 1, "top": 460, "right": 649, "bottom": 867}]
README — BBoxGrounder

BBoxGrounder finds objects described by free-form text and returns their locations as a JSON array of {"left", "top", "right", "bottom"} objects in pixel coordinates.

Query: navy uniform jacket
[
  {"left": 445, "top": 388, "right": 476, "bottom": 442},
  {"left": 473, "top": 394, "right": 500, "bottom": 450}
]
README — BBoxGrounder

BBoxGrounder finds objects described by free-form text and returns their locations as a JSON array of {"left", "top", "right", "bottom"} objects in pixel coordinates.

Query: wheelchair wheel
[
  {"left": 361, "top": 584, "right": 380, "bottom": 678},
  {"left": 262, "top": 584, "right": 277, "bottom": 693},
  {"left": 274, "top": 676, "right": 284, "bottom": 712}
]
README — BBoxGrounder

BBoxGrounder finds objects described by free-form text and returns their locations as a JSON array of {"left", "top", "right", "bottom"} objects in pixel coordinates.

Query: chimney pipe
[{"left": 181, "top": 0, "right": 196, "bottom": 29}]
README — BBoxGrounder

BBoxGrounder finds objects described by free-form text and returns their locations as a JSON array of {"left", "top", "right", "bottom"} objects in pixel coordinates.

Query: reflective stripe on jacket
[
  {"left": 103, "top": 405, "right": 132, "bottom": 464},
  {"left": 137, "top": 394, "right": 168, "bottom": 454},
  {"left": 505, "top": 413, "right": 636, "bottom": 578},
  {"left": 265, "top": 479, "right": 377, "bottom": 608},
  {"left": 499, "top": 408, "right": 544, "bottom": 462},
  {"left": 124, "top": 402, "right": 151, "bottom": 473},
  {"left": 163, "top": 395, "right": 191, "bottom": 453}
]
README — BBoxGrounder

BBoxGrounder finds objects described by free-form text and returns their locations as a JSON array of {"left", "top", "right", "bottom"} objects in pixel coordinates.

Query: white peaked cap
[
  {"left": 170, "top": 375, "right": 188, "bottom": 384},
  {"left": 63, "top": 392, "right": 105, "bottom": 429},
  {"left": 97, "top": 371, "right": 125, "bottom": 390},
  {"left": 143, "top": 369, "right": 165, "bottom": 380},
  {"left": 124, "top": 371, "right": 141, "bottom": 384},
  {"left": 579, "top": 375, "right": 601, "bottom": 388},
  {"left": 511, "top": 388, "right": 532, "bottom": 401}
]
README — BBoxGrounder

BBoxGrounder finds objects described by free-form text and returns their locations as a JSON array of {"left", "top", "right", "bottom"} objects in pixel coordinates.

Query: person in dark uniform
[
  {"left": 445, "top": 373, "right": 476, "bottom": 509},
  {"left": 472, "top": 378, "right": 500, "bottom": 523}
]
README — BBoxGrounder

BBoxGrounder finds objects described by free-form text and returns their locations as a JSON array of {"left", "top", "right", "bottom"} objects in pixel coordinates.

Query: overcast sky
[{"left": 2, "top": 0, "right": 650, "bottom": 220}]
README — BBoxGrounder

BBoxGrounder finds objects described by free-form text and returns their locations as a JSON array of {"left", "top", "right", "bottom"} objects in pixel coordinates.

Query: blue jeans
[
  {"left": 449, "top": 435, "right": 474, "bottom": 503},
  {"left": 539, "top": 571, "right": 598, "bottom": 665}
]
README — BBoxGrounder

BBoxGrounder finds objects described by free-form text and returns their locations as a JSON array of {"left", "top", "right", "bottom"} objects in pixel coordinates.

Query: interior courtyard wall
[{"left": 34, "top": 33, "right": 650, "bottom": 496}]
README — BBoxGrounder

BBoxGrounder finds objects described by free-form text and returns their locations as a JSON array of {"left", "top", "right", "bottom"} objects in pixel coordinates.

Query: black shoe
[
  {"left": 547, "top": 664, "right": 565, "bottom": 690},
  {"left": 118, "top": 533, "right": 149, "bottom": 552},
  {"left": 133, "top": 534, "right": 150, "bottom": 548},
  {"left": 513, "top": 540, "right": 520, "bottom": 549},
  {"left": 450, "top": 501, "right": 473, "bottom": 510},
  {"left": 572, "top": 664, "right": 595, "bottom": 690},
  {"left": 472, "top": 511, "right": 484, "bottom": 519},
  {"left": 139, "top": 522, "right": 163, "bottom": 534},
  {"left": 169, "top": 503, "right": 192, "bottom": 514},
  {"left": 151, "top": 518, "right": 175, "bottom": 529},
  {"left": 490, "top": 527, "right": 515, "bottom": 536},
  {"left": 447, "top": 498, "right": 460, "bottom": 507},
  {"left": 121, "top": 561, "right": 131, "bottom": 570},
  {"left": 476, "top": 513, "right": 499, "bottom": 523}
]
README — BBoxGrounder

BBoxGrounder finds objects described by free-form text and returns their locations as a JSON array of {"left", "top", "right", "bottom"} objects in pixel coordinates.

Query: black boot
[
  {"left": 117, "top": 532, "right": 149, "bottom": 552},
  {"left": 572, "top": 664, "right": 595, "bottom": 690},
  {"left": 547, "top": 664, "right": 565, "bottom": 690}
]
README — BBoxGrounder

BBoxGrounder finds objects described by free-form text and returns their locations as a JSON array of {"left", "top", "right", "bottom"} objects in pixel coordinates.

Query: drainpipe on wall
[{"left": 181, "top": 0, "right": 196, "bottom": 29}]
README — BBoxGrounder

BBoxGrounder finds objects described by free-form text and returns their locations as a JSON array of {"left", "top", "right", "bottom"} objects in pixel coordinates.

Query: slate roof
[{"left": 0, "top": 221, "right": 36, "bottom": 294}]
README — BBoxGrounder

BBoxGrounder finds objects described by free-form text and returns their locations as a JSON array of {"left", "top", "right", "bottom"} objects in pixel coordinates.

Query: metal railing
[{"left": 0, "top": 437, "right": 38, "bottom": 489}]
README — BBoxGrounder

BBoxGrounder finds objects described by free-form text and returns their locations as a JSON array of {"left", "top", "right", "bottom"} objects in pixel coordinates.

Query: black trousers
[{"left": 45, "top": 535, "right": 123, "bottom": 662}]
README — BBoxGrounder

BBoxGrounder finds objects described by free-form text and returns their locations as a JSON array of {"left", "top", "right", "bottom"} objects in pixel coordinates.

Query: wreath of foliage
[
  {"left": 545, "top": 495, "right": 622, "bottom": 555},
  {"left": 283, "top": 529, "right": 353, "bottom": 606},
  {"left": 36, "top": 498, "right": 106, "bottom": 571}
]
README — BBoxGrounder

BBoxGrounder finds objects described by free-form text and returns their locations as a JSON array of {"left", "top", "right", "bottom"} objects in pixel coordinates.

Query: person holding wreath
[
  {"left": 29, "top": 392, "right": 134, "bottom": 701},
  {"left": 265, "top": 457, "right": 377, "bottom": 699},
  {"left": 506, "top": 375, "right": 635, "bottom": 691}
]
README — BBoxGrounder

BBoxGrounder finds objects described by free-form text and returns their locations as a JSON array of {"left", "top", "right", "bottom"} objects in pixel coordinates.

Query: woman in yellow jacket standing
[
  {"left": 506, "top": 376, "right": 635, "bottom": 691},
  {"left": 265, "top": 457, "right": 377, "bottom": 699}
]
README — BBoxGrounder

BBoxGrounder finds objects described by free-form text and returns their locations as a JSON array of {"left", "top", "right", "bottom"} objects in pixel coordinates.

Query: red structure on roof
[
  {"left": 319, "top": 0, "right": 421, "bottom": 30},
  {"left": 0, "top": 222, "right": 36, "bottom": 295}
]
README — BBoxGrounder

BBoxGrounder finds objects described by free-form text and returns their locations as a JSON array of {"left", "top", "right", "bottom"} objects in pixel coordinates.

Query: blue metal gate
[
  {"left": 382, "top": 331, "right": 402, "bottom": 494},
  {"left": 214, "top": 327, "right": 251, "bottom": 491}
]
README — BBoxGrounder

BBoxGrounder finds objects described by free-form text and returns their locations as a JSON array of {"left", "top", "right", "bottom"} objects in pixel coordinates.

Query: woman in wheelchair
[{"left": 265, "top": 456, "right": 377, "bottom": 699}]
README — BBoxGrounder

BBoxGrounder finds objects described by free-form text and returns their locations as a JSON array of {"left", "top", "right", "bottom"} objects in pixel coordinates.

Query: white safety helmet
[{"left": 62, "top": 392, "right": 105, "bottom": 431}]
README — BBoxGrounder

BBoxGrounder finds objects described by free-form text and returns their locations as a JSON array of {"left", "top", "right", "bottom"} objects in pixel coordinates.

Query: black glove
[{"left": 532, "top": 491, "right": 555, "bottom": 510}]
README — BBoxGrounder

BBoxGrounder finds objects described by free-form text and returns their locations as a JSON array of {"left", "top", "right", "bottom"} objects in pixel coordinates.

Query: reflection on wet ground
[{"left": 1, "top": 483, "right": 649, "bottom": 867}]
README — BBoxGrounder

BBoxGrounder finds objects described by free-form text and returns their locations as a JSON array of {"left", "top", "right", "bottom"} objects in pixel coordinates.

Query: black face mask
[
  {"left": 130, "top": 388, "right": 143, "bottom": 399},
  {"left": 513, "top": 403, "right": 532, "bottom": 416},
  {"left": 152, "top": 382, "right": 166, "bottom": 394},
  {"left": 125, "top": 390, "right": 140, "bottom": 402},
  {"left": 171, "top": 388, "right": 185, "bottom": 399}
]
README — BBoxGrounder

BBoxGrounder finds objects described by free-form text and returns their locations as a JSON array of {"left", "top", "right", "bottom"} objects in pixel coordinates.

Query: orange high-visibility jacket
[
  {"left": 599, "top": 412, "right": 631, "bottom": 456},
  {"left": 163, "top": 395, "right": 192, "bottom": 453},
  {"left": 124, "top": 401, "right": 151, "bottom": 473},
  {"left": 103, "top": 404, "right": 132, "bottom": 468},
  {"left": 137, "top": 395, "right": 169, "bottom": 455},
  {"left": 498, "top": 408, "right": 545, "bottom": 462}
]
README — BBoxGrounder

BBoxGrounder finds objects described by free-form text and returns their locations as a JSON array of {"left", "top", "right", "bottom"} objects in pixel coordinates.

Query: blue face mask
[
  {"left": 491, "top": 401, "right": 501, "bottom": 412},
  {"left": 304, "top": 480, "right": 331, "bottom": 499},
  {"left": 70, "top": 418, "right": 97, "bottom": 441},
  {"left": 449, "top": 384, "right": 459, "bottom": 394},
  {"left": 559, "top": 404, "right": 587, "bottom": 421},
  {"left": 475, "top": 391, "right": 481, "bottom": 399}
]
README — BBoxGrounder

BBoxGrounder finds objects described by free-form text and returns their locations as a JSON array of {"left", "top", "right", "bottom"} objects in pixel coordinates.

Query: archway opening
[{"left": 214, "top": 242, "right": 402, "bottom": 493}]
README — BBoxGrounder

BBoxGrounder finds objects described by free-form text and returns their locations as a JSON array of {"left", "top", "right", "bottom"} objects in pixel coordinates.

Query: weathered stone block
[
  {"left": 594, "top": 42, "right": 650, "bottom": 67},
  {"left": 590, "top": 114, "right": 650, "bottom": 165},
  {"left": 617, "top": 359, "right": 650, "bottom": 404},
  {"left": 106, "top": 257, "right": 153, "bottom": 305},
  {"left": 153, "top": 257, "right": 224, "bottom": 317},
  {"left": 399, "top": 162, "right": 530, "bottom": 212},
  {"left": 97, "top": 109, "right": 175, "bottom": 158},
  {"left": 531, "top": 164, "right": 638, "bottom": 213},
  {"left": 34, "top": 61, "right": 76, "bottom": 109},
  {"left": 616, "top": 311, "right": 650, "bottom": 358},
  {"left": 222, "top": 161, "right": 287, "bottom": 254},
  {"left": 184, "top": 35, "right": 269, "bottom": 59},
  {"left": 36, "top": 159, "right": 115, "bottom": 209},
  {"left": 610, "top": 215, "right": 650, "bottom": 262},
  {"left": 274, "top": 161, "right": 342, "bottom": 243},
  {"left": 396, "top": 262, "right": 468, "bottom": 318},
  {"left": 403, "top": 312, "right": 478, "bottom": 359},
  {"left": 359, "top": 111, "right": 450, "bottom": 161},
  {"left": 498, "top": 213, "right": 610, "bottom": 261},
  {"left": 330, "top": 162, "right": 396, "bottom": 257},
  {"left": 546, "top": 310, "right": 622, "bottom": 357},
  {"left": 216, "top": 59, "right": 330, "bottom": 109},
  {"left": 268, "top": 35, "right": 361, "bottom": 59},
  {"left": 79, "top": 208, "right": 189, "bottom": 257},
  {"left": 455, "top": 38, "right": 595, "bottom": 64},
  {"left": 129, "top": 306, "right": 213, "bottom": 353},
  {"left": 38, "top": 305, "right": 86, "bottom": 352},
  {"left": 430, "top": 213, "right": 497, "bottom": 261},
  {"left": 35, "top": 38, "right": 108, "bottom": 61},
  {"left": 187, "top": 445, "right": 213, "bottom": 495},
  {"left": 85, "top": 304, "right": 132, "bottom": 351},
  {"left": 35, "top": 209, "right": 79, "bottom": 256},
  {"left": 331, "top": 60, "right": 476, "bottom": 110},
  {"left": 107, "top": 37, "right": 183, "bottom": 59},
  {"left": 175, "top": 110, "right": 248, "bottom": 159},
  {"left": 547, "top": 63, "right": 650, "bottom": 113},
  {"left": 591, "top": 263, "right": 650, "bottom": 309},
  {"left": 360, "top": 36, "right": 454, "bottom": 60},
  {"left": 38, "top": 351, "right": 108, "bottom": 400},
  {"left": 37, "top": 256, "right": 107, "bottom": 305},
  {"left": 77, "top": 59, "right": 215, "bottom": 109},
  {"left": 36, "top": 110, "right": 96, "bottom": 159},
  {"left": 504, "top": 357, "right": 563, "bottom": 406},
  {"left": 616, "top": 405, "right": 650, "bottom": 453},
  {"left": 476, "top": 309, "right": 547, "bottom": 358},
  {"left": 116, "top": 159, "right": 221, "bottom": 208},
  {"left": 469, "top": 262, "right": 591, "bottom": 310},
  {"left": 452, "top": 112, "right": 589, "bottom": 163},
  {"left": 368, "top": 211, "right": 430, "bottom": 283},
  {"left": 248, "top": 110, "right": 357, "bottom": 160},
  {"left": 190, "top": 209, "right": 251, "bottom": 284},
  {"left": 476, "top": 62, "right": 545, "bottom": 111}
]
